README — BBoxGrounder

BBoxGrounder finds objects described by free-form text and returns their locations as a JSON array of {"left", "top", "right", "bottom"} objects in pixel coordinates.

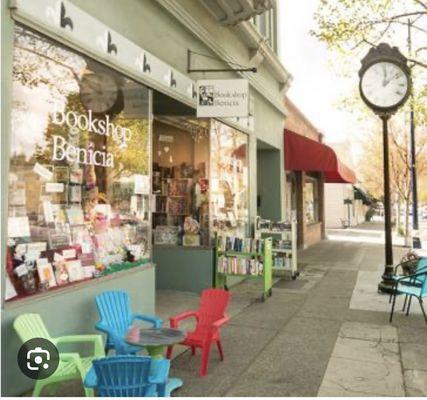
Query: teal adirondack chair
[{"left": 14, "top": 313, "right": 104, "bottom": 397}]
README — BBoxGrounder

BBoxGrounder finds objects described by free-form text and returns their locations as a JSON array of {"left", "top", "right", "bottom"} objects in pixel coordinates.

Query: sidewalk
[
  {"left": 44, "top": 222, "right": 426, "bottom": 397},
  {"left": 157, "top": 222, "right": 426, "bottom": 397}
]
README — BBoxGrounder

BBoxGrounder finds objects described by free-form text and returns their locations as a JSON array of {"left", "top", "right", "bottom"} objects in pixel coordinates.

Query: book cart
[
  {"left": 254, "top": 217, "right": 299, "bottom": 280},
  {"left": 214, "top": 236, "right": 273, "bottom": 302}
]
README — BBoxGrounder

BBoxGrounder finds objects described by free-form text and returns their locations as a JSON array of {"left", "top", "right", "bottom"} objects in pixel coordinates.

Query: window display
[
  {"left": 210, "top": 120, "right": 249, "bottom": 238},
  {"left": 6, "top": 26, "right": 151, "bottom": 300},
  {"left": 305, "top": 177, "right": 319, "bottom": 224},
  {"left": 152, "top": 117, "right": 210, "bottom": 246}
]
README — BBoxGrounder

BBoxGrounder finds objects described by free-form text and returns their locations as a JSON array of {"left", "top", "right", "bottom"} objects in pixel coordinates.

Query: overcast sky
[{"left": 278, "top": 0, "right": 361, "bottom": 147}]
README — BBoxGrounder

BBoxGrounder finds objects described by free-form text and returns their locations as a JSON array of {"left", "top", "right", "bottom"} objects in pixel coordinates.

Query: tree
[
  {"left": 311, "top": 0, "right": 427, "bottom": 68},
  {"left": 358, "top": 116, "right": 427, "bottom": 236},
  {"left": 311, "top": 0, "right": 427, "bottom": 238}
]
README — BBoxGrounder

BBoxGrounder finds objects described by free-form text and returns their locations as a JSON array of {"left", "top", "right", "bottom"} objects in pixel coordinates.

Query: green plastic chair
[{"left": 14, "top": 313, "right": 105, "bottom": 397}]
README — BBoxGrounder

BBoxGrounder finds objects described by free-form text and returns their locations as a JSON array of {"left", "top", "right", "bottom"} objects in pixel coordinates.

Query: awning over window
[{"left": 284, "top": 129, "right": 357, "bottom": 184}]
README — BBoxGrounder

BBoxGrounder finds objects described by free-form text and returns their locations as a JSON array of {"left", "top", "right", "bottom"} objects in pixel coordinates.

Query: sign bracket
[{"left": 187, "top": 50, "right": 257, "bottom": 73}]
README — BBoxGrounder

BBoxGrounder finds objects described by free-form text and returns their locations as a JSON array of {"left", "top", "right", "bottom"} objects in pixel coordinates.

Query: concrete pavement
[
  {"left": 161, "top": 222, "right": 426, "bottom": 397},
  {"left": 34, "top": 222, "right": 426, "bottom": 397}
]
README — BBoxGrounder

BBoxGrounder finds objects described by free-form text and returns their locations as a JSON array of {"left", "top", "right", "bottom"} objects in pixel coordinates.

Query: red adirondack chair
[{"left": 166, "top": 288, "right": 231, "bottom": 377}]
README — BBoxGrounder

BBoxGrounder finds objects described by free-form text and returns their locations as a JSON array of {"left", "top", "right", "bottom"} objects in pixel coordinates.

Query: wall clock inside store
[{"left": 80, "top": 72, "right": 124, "bottom": 115}]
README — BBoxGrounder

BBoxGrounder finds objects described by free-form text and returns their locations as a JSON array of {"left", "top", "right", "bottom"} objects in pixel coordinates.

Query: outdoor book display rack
[
  {"left": 215, "top": 235, "right": 272, "bottom": 302},
  {"left": 254, "top": 216, "right": 299, "bottom": 280}
]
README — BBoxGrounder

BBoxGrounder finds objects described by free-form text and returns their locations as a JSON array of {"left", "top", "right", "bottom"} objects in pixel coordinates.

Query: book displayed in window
[
  {"left": 152, "top": 118, "right": 210, "bottom": 246},
  {"left": 154, "top": 226, "right": 179, "bottom": 245},
  {"left": 6, "top": 25, "right": 151, "bottom": 300}
]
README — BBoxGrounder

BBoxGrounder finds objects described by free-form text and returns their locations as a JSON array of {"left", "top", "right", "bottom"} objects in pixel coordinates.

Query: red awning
[{"left": 284, "top": 129, "right": 356, "bottom": 184}]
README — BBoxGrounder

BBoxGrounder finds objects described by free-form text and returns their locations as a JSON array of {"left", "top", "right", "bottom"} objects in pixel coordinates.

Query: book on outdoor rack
[
  {"left": 272, "top": 239, "right": 292, "bottom": 249},
  {"left": 217, "top": 235, "right": 263, "bottom": 254},
  {"left": 217, "top": 256, "right": 264, "bottom": 276}
]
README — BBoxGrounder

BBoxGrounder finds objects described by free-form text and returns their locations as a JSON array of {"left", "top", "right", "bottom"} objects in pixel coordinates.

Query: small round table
[{"left": 126, "top": 326, "right": 185, "bottom": 395}]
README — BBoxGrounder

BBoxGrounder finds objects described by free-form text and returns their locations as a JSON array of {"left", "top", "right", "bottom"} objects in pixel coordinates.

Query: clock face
[
  {"left": 80, "top": 72, "right": 119, "bottom": 113},
  {"left": 361, "top": 62, "right": 409, "bottom": 109}
]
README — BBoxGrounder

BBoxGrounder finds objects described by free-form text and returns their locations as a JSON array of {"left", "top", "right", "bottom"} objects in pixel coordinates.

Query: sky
[{"left": 278, "top": 0, "right": 361, "bottom": 151}]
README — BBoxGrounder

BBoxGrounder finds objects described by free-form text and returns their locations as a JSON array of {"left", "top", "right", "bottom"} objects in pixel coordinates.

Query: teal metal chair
[
  {"left": 95, "top": 291, "right": 162, "bottom": 355},
  {"left": 14, "top": 313, "right": 104, "bottom": 397},
  {"left": 389, "top": 257, "right": 427, "bottom": 305},
  {"left": 84, "top": 355, "right": 170, "bottom": 397},
  {"left": 390, "top": 270, "right": 427, "bottom": 323},
  {"left": 393, "top": 257, "right": 427, "bottom": 283}
]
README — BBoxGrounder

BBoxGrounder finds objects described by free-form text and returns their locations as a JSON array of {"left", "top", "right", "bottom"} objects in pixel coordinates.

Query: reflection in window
[
  {"left": 304, "top": 178, "right": 319, "bottom": 224},
  {"left": 6, "top": 25, "right": 151, "bottom": 300},
  {"left": 210, "top": 120, "right": 249, "bottom": 238}
]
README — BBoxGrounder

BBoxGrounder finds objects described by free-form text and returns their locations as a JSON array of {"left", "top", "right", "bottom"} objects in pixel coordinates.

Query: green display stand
[{"left": 215, "top": 237, "right": 272, "bottom": 301}]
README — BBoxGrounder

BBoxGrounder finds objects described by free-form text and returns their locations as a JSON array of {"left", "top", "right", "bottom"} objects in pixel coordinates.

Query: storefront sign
[
  {"left": 10, "top": 0, "right": 196, "bottom": 103},
  {"left": 51, "top": 110, "right": 132, "bottom": 147},
  {"left": 49, "top": 109, "right": 133, "bottom": 169},
  {"left": 197, "top": 79, "right": 249, "bottom": 118},
  {"left": 10, "top": 0, "right": 255, "bottom": 132}
]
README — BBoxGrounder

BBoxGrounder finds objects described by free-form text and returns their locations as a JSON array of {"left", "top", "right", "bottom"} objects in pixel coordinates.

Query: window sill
[
  {"left": 153, "top": 244, "right": 213, "bottom": 251},
  {"left": 3, "top": 262, "right": 154, "bottom": 310}
]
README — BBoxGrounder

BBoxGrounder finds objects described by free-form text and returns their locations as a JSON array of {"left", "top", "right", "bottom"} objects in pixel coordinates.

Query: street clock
[
  {"left": 358, "top": 43, "right": 412, "bottom": 293},
  {"left": 359, "top": 43, "right": 411, "bottom": 115}
]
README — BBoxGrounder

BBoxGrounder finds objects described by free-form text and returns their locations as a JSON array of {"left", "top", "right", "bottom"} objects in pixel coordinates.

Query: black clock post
[{"left": 358, "top": 43, "right": 412, "bottom": 294}]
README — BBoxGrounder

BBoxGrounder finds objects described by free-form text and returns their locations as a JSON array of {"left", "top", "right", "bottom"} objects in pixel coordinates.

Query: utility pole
[{"left": 408, "top": 19, "right": 420, "bottom": 248}]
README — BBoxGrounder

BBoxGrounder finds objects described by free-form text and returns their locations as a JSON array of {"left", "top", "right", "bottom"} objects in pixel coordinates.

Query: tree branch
[
  {"left": 409, "top": 57, "right": 427, "bottom": 69},
  {"left": 389, "top": 11, "right": 427, "bottom": 19},
  {"left": 413, "top": 0, "right": 427, "bottom": 10}
]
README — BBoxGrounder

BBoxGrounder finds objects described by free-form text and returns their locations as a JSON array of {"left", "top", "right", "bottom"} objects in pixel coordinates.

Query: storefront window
[
  {"left": 152, "top": 117, "right": 210, "bottom": 246},
  {"left": 210, "top": 120, "right": 249, "bottom": 238},
  {"left": 304, "top": 178, "right": 319, "bottom": 224},
  {"left": 6, "top": 26, "right": 151, "bottom": 300}
]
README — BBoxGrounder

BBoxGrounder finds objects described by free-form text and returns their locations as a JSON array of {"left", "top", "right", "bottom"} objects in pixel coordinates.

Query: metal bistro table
[{"left": 126, "top": 325, "right": 185, "bottom": 396}]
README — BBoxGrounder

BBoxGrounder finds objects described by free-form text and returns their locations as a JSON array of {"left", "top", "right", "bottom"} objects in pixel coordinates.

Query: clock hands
[
  {"left": 382, "top": 64, "right": 387, "bottom": 86},
  {"left": 383, "top": 71, "right": 402, "bottom": 87}
]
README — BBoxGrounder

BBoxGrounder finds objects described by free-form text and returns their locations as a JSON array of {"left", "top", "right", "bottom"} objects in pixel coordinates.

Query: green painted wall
[
  {"left": 1, "top": 267, "right": 155, "bottom": 396},
  {"left": 257, "top": 148, "right": 283, "bottom": 221},
  {"left": 154, "top": 247, "right": 214, "bottom": 293}
]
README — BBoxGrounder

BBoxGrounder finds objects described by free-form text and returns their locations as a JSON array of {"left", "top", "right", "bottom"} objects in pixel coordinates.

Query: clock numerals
[{"left": 361, "top": 62, "right": 408, "bottom": 109}]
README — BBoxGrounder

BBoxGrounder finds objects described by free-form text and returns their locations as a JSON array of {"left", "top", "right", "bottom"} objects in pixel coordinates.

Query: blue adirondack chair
[
  {"left": 84, "top": 355, "right": 170, "bottom": 397},
  {"left": 95, "top": 291, "right": 162, "bottom": 355},
  {"left": 390, "top": 270, "right": 427, "bottom": 323}
]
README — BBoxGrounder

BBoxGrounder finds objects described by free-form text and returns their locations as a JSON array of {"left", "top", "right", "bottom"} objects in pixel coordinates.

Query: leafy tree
[
  {"left": 312, "top": 0, "right": 427, "bottom": 237},
  {"left": 358, "top": 116, "right": 427, "bottom": 236},
  {"left": 312, "top": 0, "right": 427, "bottom": 67}
]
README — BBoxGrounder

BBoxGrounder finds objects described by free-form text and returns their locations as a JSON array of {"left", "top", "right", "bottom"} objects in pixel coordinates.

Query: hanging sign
[{"left": 197, "top": 79, "right": 249, "bottom": 118}]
